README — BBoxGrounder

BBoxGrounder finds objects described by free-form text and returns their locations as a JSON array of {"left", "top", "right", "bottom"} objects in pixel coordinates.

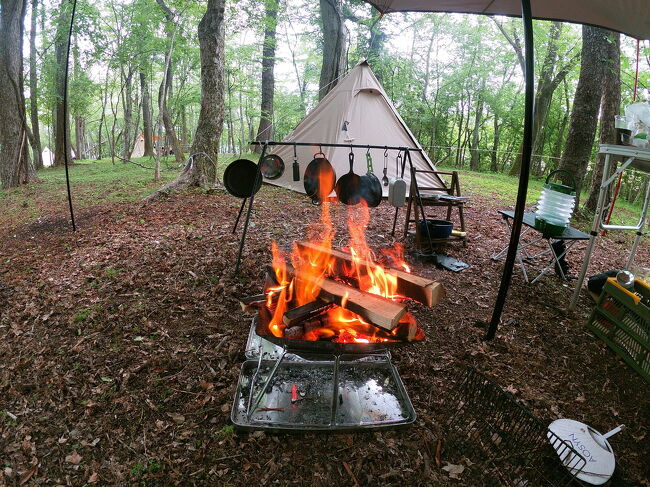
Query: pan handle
[
  {"left": 349, "top": 150, "right": 354, "bottom": 172},
  {"left": 292, "top": 144, "right": 300, "bottom": 181}
]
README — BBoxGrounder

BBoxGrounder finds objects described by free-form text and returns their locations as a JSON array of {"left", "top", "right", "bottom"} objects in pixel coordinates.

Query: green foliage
[{"left": 131, "top": 458, "right": 162, "bottom": 476}]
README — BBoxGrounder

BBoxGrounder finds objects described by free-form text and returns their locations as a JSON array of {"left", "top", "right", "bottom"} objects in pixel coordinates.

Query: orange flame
[{"left": 265, "top": 169, "right": 420, "bottom": 342}]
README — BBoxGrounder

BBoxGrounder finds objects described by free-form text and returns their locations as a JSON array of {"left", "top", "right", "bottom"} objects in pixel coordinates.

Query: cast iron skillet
[
  {"left": 335, "top": 152, "right": 362, "bottom": 205},
  {"left": 303, "top": 152, "right": 336, "bottom": 203},
  {"left": 223, "top": 159, "right": 262, "bottom": 198},
  {"left": 359, "top": 152, "right": 382, "bottom": 207},
  {"left": 260, "top": 154, "right": 285, "bottom": 180}
]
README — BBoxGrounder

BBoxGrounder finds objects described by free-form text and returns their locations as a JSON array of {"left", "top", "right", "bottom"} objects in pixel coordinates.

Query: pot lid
[{"left": 547, "top": 419, "right": 615, "bottom": 485}]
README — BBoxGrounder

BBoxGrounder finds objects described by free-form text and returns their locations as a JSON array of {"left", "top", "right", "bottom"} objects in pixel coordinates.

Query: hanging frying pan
[
  {"left": 335, "top": 150, "right": 363, "bottom": 205},
  {"left": 303, "top": 152, "right": 336, "bottom": 203},
  {"left": 259, "top": 154, "right": 285, "bottom": 180},
  {"left": 388, "top": 152, "right": 407, "bottom": 207},
  {"left": 359, "top": 150, "right": 382, "bottom": 207},
  {"left": 223, "top": 159, "right": 262, "bottom": 198}
]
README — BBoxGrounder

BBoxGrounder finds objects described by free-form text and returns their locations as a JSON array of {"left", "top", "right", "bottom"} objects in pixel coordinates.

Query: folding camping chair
[
  {"left": 403, "top": 169, "right": 469, "bottom": 249},
  {"left": 492, "top": 210, "right": 590, "bottom": 284}
]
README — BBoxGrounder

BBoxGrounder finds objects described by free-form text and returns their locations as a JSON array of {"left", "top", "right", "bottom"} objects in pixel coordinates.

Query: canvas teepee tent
[{"left": 267, "top": 61, "right": 444, "bottom": 196}]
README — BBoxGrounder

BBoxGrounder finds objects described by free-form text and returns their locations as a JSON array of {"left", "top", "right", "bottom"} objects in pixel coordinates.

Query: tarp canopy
[
  {"left": 361, "top": 0, "right": 649, "bottom": 339},
  {"left": 268, "top": 60, "right": 444, "bottom": 196},
  {"left": 366, "top": 0, "right": 650, "bottom": 39}
]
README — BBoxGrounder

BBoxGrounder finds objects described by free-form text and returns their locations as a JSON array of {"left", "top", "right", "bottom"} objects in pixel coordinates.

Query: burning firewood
[
  {"left": 296, "top": 241, "right": 444, "bottom": 307},
  {"left": 282, "top": 299, "right": 332, "bottom": 326},
  {"left": 296, "top": 274, "right": 407, "bottom": 331},
  {"left": 238, "top": 294, "right": 267, "bottom": 314}
]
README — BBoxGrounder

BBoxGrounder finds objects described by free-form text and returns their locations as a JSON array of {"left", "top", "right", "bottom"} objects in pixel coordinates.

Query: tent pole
[
  {"left": 63, "top": 0, "right": 78, "bottom": 231},
  {"left": 485, "top": 0, "right": 534, "bottom": 340}
]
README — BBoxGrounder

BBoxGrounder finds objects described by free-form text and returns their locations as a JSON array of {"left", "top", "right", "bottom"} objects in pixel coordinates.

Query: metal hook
[
  {"left": 384, "top": 147, "right": 389, "bottom": 158},
  {"left": 292, "top": 143, "right": 297, "bottom": 160},
  {"left": 366, "top": 146, "right": 371, "bottom": 155}
]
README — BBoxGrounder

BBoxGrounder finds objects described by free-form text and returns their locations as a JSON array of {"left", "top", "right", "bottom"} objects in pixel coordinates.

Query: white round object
[{"left": 548, "top": 419, "right": 616, "bottom": 485}]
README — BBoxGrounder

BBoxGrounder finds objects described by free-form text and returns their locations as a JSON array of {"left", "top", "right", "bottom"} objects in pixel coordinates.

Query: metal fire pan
[{"left": 254, "top": 316, "right": 416, "bottom": 354}]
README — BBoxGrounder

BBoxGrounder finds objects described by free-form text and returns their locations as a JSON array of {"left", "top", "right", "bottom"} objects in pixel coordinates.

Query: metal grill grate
[{"left": 444, "top": 367, "right": 587, "bottom": 486}]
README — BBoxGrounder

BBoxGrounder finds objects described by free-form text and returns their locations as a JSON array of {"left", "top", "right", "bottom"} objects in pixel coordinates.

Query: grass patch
[
  {"left": 1, "top": 155, "right": 643, "bottom": 231},
  {"left": 437, "top": 164, "right": 644, "bottom": 226},
  {"left": 0, "top": 153, "right": 240, "bottom": 231}
]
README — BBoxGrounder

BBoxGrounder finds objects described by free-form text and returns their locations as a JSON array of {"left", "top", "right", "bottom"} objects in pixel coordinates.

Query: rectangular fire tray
[{"left": 231, "top": 346, "right": 416, "bottom": 430}]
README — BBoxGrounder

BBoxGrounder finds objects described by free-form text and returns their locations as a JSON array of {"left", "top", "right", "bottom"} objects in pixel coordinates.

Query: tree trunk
[
  {"left": 53, "top": 0, "right": 72, "bottom": 166},
  {"left": 155, "top": 0, "right": 185, "bottom": 163},
  {"left": 469, "top": 91, "right": 484, "bottom": 171},
  {"left": 97, "top": 68, "right": 109, "bottom": 160},
  {"left": 508, "top": 22, "right": 578, "bottom": 176},
  {"left": 121, "top": 67, "right": 133, "bottom": 161},
  {"left": 318, "top": 0, "right": 346, "bottom": 101},
  {"left": 0, "top": 0, "right": 34, "bottom": 188},
  {"left": 29, "top": 0, "right": 43, "bottom": 169},
  {"left": 158, "top": 58, "right": 184, "bottom": 162},
  {"left": 147, "top": 0, "right": 225, "bottom": 197},
  {"left": 140, "top": 70, "right": 155, "bottom": 157},
  {"left": 254, "top": 0, "right": 278, "bottom": 151},
  {"left": 491, "top": 116, "right": 500, "bottom": 172},
  {"left": 585, "top": 32, "right": 620, "bottom": 213},
  {"left": 75, "top": 117, "right": 85, "bottom": 159},
  {"left": 557, "top": 26, "right": 609, "bottom": 205}
]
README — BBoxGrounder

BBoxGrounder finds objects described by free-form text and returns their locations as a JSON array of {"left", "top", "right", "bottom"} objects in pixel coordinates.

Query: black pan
[
  {"left": 223, "top": 159, "right": 262, "bottom": 198},
  {"left": 303, "top": 152, "right": 336, "bottom": 202},
  {"left": 335, "top": 152, "right": 362, "bottom": 205},
  {"left": 260, "top": 154, "right": 284, "bottom": 180},
  {"left": 359, "top": 152, "right": 382, "bottom": 207}
]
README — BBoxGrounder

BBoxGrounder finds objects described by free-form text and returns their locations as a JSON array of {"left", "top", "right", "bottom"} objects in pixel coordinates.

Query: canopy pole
[
  {"left": 63, "top": 0, "right": 78, "bottom": 231},
  {"left": 249, "top": 141, "right": 423, "bottom": 152},
  {"left": 485, "top": 0, "right": 534, "bottom": 340}
]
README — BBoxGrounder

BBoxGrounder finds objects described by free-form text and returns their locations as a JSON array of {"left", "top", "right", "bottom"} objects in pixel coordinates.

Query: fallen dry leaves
[{"left": 0, "top": 185, "right": 648, "bottom": 486}]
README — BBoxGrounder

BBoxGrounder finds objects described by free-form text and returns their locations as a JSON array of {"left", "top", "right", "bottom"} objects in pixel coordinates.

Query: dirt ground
[{"left": 0, "top": 184, "right": 648, "bottom": 486}]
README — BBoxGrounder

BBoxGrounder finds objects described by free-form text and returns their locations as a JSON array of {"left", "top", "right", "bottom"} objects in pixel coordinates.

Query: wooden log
[
  {"left": 282, "top": 299, "right": 332, "bottom": 326},
  {"left": 238, "top": 294, "right": 267, "bottom": 314},
  {"left": 295, "top": 241, "right": 444, "bottom": 307},
  {"left": 296, "top": 274, "right": 407, "bottom": 331}
]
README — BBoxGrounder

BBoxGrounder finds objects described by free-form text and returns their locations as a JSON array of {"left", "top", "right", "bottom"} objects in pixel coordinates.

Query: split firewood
[
  {"left": 238, "top": 294, "right": 267, "bottom": 314},
  {"left": 296, "top": 274, "right": 407, "bottom": 331},
  {"left": 282, "top": 299, "right": 332, "bottom": 326},
  {"left": 296, "top": 241, "right": 444, "bottom": 307}
]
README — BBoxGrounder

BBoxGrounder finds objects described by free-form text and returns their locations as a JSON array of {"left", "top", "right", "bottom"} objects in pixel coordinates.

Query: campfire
[{"left": 245, "top": 178, "right": 443, "bottom": 348}]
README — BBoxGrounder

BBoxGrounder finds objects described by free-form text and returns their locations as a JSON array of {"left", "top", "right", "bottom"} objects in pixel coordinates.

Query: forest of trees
[{"left": 0, "top": 0, "right": 648, "bottom": 210}]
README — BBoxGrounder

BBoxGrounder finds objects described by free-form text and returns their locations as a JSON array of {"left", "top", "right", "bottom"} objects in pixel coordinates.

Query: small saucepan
[
  {"left": 303, "top": 152, "right": 336, "bottom": 203},
  {"left": 223, "top": 159, "right": 262, "bottom": 198},
  {"left": 260, "top": 154, "right": 285, "bottom": 180}
]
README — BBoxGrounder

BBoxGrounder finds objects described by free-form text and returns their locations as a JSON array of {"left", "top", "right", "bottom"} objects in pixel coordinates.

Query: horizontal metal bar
[
  {"left": 601, "top": 223, "right": 644, "bottom": 231},
  {"left": 250, "top": 140, "right": 423, "bottom": 152}
]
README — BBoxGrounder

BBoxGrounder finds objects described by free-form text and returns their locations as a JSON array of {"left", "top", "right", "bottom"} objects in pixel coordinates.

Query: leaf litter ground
[{"left": 0, "top": 184, "right": 648, "bottom": 486}]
